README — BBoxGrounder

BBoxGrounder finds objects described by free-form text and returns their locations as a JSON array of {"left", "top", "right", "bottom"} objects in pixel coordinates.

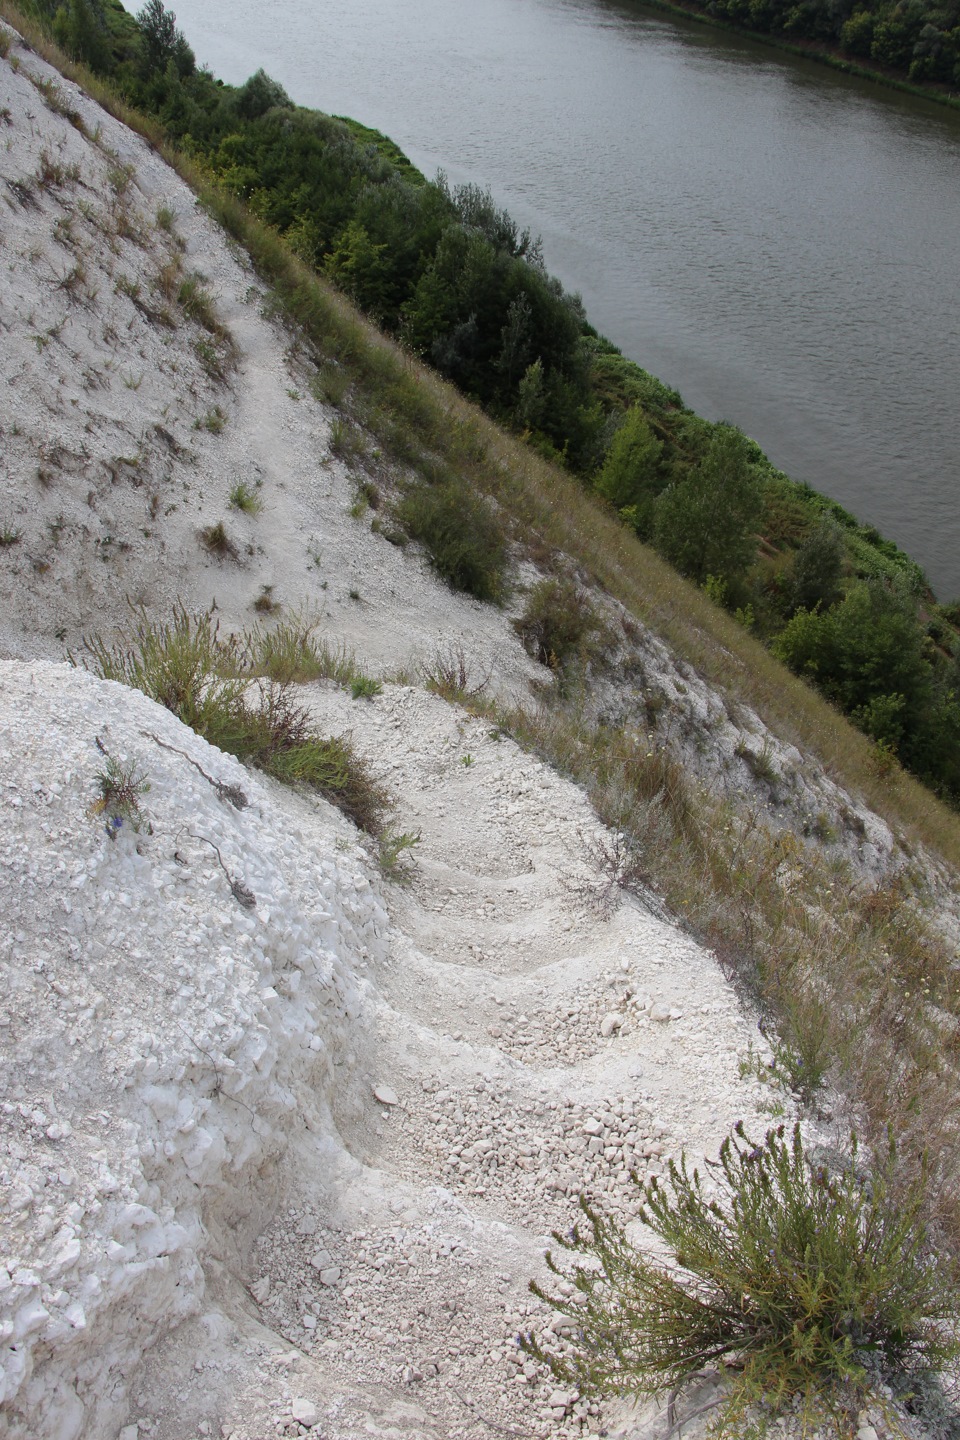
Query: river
[{"left": 169, "top": 0, "right": 960, "bottom": 599}]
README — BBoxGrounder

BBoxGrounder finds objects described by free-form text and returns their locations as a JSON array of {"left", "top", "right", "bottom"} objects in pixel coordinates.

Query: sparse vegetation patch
[
  {"left": 80, "top": 609, "right": 387, "bottom": 833},
  {"left": 398, "top": 479, "right": 508, "bottom": 603}
]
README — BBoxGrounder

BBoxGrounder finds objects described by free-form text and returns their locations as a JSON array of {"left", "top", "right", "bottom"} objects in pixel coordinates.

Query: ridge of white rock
[{"left": 0, "top": 662, "right": 382, "bottom": 1437}]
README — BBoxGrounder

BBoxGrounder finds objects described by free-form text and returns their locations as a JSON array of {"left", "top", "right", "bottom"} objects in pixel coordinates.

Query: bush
[
  {"left": 593, "top": 404, "right": 664, "bottom": 539},
  {"left": 260, "top": 731, "right": 388, "bottom": 834},
  {"left": 398, "top": 479, "right": 508, "bottom": 602},
  {"left": 237, "top": 611, "right": 358, "bottom": 686},
  {"left": 790, "top": 518, "right": 845, "bottom": 614},
  {"left": 512, "top": 576, "right": 606, "bottom": 673},
  {"left": 527, "top": 1124, "right": 957, "bottom": 1434}
]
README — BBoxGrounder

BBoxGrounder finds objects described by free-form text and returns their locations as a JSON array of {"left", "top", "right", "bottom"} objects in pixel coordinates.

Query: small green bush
[
  {"left": 398, "top": 479, "right": 508, "bottom": 603},
  {"left": 195, "top": 406, "right": 227, "bottom": 435},
  {"left": 238, "top": 612, "right": 358, "bottom": 686},
  {"left": 378, "top": 827, "right": 421, "bottom": 883},
  {"left": 82, "top": 606, "right": 249, "bottom": 751},
  {"left": 351, "top": 674, "right": 382, "bottom": 700},
  {"left": 513, "top": 576, "right": 606, "bottom": 673},
  {"left": 527, "top": 1124, "right": 957, "bottom": 1434},
  {"left": 90, "top": 748, "right": 150, "bottom": 837},
  {"left": 178, "top": 273, "right": 223, "bottom": 335},
  {"left": 264, "top": 732, "right": 388, "bottom": 834}
]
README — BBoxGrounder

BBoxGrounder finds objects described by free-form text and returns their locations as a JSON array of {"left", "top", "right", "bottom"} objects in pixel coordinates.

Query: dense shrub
[
  {"left": 653, "top": 425, "right": 762, "bottom": 586},
  {"left": 593, "top": 404, "right": 664, "bottom": 538},
  {"left": 398, "top": 479, "right": 508, "bottom": 603},
  {"left": 528, "top": 1124, "right": 958, "bottom": 1434},
  {"left": 512, "top": 576, "right": 606, "bottom": 673}
]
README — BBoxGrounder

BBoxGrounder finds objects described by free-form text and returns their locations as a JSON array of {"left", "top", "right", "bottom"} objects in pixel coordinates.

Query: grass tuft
[
  {"left": 378, "top": 826, "right": 421, "bottom": 883},
  {"left": 78, "top": 607, "right": 388, "bottom": 834},
  {"left": 229, "top": 480, "right": 262, "bottom": 515},
  {"left": 237, "top": 611, "right": 360, "bottom": 686},
  {"left": 351, "top": 674, "right": 382, "bottom": 701},
  {"left": 199, "top": 521, "right": 238, "bottom": 559}
]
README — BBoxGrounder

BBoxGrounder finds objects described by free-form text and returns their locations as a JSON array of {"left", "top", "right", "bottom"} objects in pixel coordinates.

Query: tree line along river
[{"left": 169, "top": 0, "right": 960, "bottom": 600}]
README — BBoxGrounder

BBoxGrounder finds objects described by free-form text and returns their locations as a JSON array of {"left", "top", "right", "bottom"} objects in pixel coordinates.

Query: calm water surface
[{"left": 171, "top": 0, "right": 960, "bottom": 597}]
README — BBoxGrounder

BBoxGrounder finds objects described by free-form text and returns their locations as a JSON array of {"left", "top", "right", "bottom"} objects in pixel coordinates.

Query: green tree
[
  {"left": 324, "top": 220, "right": 394, "bottom": 320},
  {"left": 52, "top": 0, "right": 110, "bottom": 70},
  {"left": 653, "top": 425, "right": 761, "bottom": 585},
  {"left": 136, "top": 0, "right": 194, "bottom": 78},
  {"left": 790, "top": 518, "right": 845, "bottom": 614},
  {"left": 594, "top": 405, "right": 664, "bottom": 539},
  {"left": 235, "top": 68, "right": 293, "bottom": 122},
  {"left": 773, "top": 581, "right": 932, "bottom": 751}
]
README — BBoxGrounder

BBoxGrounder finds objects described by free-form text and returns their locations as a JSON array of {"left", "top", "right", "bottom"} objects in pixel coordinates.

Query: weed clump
[
  {"left": 229, "top": 481, "right": 262, "bottom": 515},
  {"left": 90, "top": 743, "right": 150, "bottom": 837},
  {"left": 80, "top": 608, "right": 388, "bottom": 834},
  {"left": 199, "top": 520, "right": 237, "bottom": 558},
  {"left": 527, "top": 1123, "right": 958, "bottom": 1435},
  {"left": 238, "top": 611, "right": 358, "bottom": 686},
  {"left": 398, "top": 480, "right": 508, "bottom": 603},
  {"left": 351, "top": 674, "right": 382, "bottom": 700},
  {"left": 421, "top": 642, "right": 491, "bottom": 704},
  {"left": 378, "top": 826, "right": 421, "bottom": 883}
]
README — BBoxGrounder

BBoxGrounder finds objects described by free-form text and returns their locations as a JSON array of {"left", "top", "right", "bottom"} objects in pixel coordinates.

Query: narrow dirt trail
[{"left": 207, "top": 682, "right": 778, "bottom": 1440}]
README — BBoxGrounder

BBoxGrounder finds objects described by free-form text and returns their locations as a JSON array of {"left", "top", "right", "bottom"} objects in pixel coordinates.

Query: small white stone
[
  {"left": 291, "top": 1397, "right": 319, "bottom": 1428},
  {"left": 547, "top": 1388, "right": 576, "bottom": 1410},
  {"left": 600, "top": 1012, "right": 622, "bottom": 1037},
  {"left": 372, "top": 1084, "right": 399, "bottom": 1107},
  {"left": 319, "top": 1266, "right": 341, "bottom": 1286}
]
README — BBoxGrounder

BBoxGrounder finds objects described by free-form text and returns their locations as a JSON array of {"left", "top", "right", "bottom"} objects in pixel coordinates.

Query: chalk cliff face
[{"left": 0, "top": 24, "right": 952, "bottom": 1440}]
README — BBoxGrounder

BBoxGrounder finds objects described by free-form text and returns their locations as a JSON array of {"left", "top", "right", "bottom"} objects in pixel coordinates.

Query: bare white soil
[{"left": 0, "top": 26, "right": 947, "bottom": 1440}]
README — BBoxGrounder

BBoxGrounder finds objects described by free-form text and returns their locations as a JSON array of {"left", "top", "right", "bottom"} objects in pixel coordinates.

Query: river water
[{"left": 170, "top": 0, "right": 960, "bottom": 598}]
